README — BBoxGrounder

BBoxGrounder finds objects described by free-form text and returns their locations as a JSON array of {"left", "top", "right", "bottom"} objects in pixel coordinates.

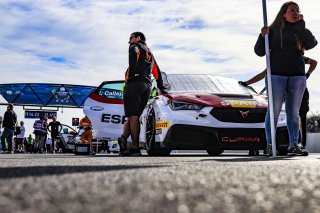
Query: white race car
[{"left": 83, "top": 74, "right": 289, "bottom": 156}]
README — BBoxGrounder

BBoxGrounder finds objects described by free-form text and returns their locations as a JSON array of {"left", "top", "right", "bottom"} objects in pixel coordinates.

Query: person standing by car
[
  {"left": 239, "top": 56, "right": 317, "bottom": 149},
  {"left": 254, "top": 1, "right": 317, "bottom": 156},
  {"left": 1, "top": 104, "right": 17, "bottom": 154},
  {"left": 117, "top": 32, "right": 167, "bottom": 156},
  {"left": 16, "top": 121, "right": 26, "bottom": 153},
  {"left": 0, "top": 115, "right": 2, "bottom": 151},
  {"left": 0, "top": 115, "right": 3, "bottom": 137},
  {"left": 79, "top": 115, "right": 93, "bottom": 144},
  {"left": 79, "top": 115, "right": 94, "bottom": 154},
  {"left": 47, "top": 116, "right": 62, "bottom": 153},
  {"left": 45, "top": 138, "right": 52, "bottom": 153},
  {"left": 26, "top": 134, "right": 34, "bottom": 153},
  {"left": 33, "top": 114, "right": 48, "bottom": 153}
]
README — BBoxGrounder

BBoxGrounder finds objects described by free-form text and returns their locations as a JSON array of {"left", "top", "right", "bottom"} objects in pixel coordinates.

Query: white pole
[{"left": 262, "top": 0, "right": 277, "bottom": 157}]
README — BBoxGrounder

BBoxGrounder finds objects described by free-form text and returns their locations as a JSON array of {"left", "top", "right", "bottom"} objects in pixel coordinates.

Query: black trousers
[
  {"left": 299, "top": 113, "right": 307, "bottom": 147},
  {"left": 299, "top": 88, "right": 309, "bottom": 147},
  {"left": 51, "top": 134, "right": 59, "bottom": 150}
]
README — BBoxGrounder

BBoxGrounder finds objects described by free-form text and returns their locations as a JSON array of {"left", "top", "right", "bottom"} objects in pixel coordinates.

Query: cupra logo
[{"left": 239, "top": 110, "right": 250, "bottom": 118}]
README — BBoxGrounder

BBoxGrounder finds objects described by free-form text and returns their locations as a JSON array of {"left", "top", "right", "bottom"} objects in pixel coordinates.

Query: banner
[{"left": 24, "top": 111, "right": 57, "bottom": 119}]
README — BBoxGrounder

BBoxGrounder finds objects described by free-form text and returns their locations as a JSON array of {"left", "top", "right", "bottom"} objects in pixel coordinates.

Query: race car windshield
[
  {"left": 166, "top": 74, "right": 251, "bottom": 95},
  {"left": 96, "top": 81, "right": 125, "bottom": 99}
]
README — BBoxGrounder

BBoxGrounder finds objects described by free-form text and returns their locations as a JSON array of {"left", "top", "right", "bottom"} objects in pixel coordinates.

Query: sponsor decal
[
  {"left": 98, "top": 88, "right": 123, "bottom": 99},
  {"left": 52, "top": 87, "right": 71, "bottom": 103},
  {"left": 221, "top": 137, "right": 260, "bottom": 143},
  {"left": 156, "top": 129, "right": 162, "bottom": 135},
  {"left": 156, "top": 121, "right": 169, "bottom": 129},
  {"left": 239, "top": 110, "right": 250, "bottom": 118},
  {"left": 222, "top": 100, "right": 257, "bottom": 108},
  {"left": 101, "top": 114, "right": 126, "bottom": 124}
]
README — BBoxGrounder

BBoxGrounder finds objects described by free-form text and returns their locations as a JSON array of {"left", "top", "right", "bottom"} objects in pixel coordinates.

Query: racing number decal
[{"left": 223, "top": 100, "right": 256, "bottom": 108}]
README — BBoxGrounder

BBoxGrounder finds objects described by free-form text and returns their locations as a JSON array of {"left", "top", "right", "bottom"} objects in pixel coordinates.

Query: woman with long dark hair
[{"left": 254, "top": 1, "right": 317, "bottom": 156}]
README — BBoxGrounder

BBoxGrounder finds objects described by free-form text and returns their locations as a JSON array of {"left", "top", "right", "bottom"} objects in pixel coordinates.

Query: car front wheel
[
  {"left": 206, "top": 149, "right": 223, "bottom": 156},
  {"left": 145, "top": 109, "right": 171, "bottom": 156}
]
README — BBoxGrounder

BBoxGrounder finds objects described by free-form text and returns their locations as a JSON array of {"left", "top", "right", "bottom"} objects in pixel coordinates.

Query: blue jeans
[
  {"left": 265, "top": 75, "right": 306, "bottom": 145},
  {"left": 1, "top": 128, "right": 14, "bottom": 151}
]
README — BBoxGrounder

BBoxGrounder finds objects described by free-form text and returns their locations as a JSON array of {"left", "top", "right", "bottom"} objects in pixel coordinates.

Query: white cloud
[{"left": 1, "top": 0, "right": 320, "bottom": 116}]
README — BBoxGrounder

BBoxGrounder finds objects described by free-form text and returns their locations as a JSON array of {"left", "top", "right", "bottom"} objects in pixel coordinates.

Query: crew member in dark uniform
[
  {"left": 1, "top": 104, "right": 17, "bottom": 153},
  {"left": 47, "top": 116, "right": 62, "bottom": 153},
  {"left": 118, "top": 31, "right": 167, "bottom": 156}
]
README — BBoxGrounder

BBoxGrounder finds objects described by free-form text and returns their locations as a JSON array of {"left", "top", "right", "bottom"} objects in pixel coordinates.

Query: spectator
[
  {"left": 0, "top": 115, "right": 2, "bottom": 151},
  {"left": 0, "top": 115, "right": 2, "bottom": 136},
  {"left": 79, "top": 115, "right": 92, "bottom": 143},
  {"left": 1, "top": 104, "right": 17, "bottom": 154},
  {"left": 45, "top": 138, "right": 52, "bottom": 153},
  {"left": 33, "top": 115, "right": 48, "bottom": 153},
  {"left": 26, "top": 134, "right": 34, "bottom": 153},
  {"left": 47, "top": 116, "right": 62, "bottom": 153},
  {"left": 16, "top": 121, "right": 26, "bottom": 153},
  {"left": 23, "top": 137, "right": 27, "bottom": 153},
  {"left": 79, "top": 115, "right": 95, "bottom": 154}
]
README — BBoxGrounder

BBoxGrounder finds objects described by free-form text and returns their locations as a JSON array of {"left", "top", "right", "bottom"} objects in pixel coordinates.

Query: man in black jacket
[
  {"left": 118, "top": 32, "right": 167, "bottom": 156},
  {"left": 47, "top": 116, "right": 62, "bottom": 153},
  {"left": 1, "top": 104, "right": 17, "bottom": 153}
]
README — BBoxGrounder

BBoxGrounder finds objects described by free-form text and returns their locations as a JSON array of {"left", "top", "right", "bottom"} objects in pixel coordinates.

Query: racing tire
[
  {"left": 206, "top": 149, "right": 223, "bottom": 156},
  {"left": 145, "top": 109, "right": 171, "bottom": 156},
  {"left": 249, "top": 149, "right": 259, "bottom": 156}
]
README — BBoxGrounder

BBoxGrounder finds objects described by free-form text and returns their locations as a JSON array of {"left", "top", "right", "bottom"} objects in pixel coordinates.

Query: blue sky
[{"left": 1, "top": 0, "right": 320, "bottom": 132}]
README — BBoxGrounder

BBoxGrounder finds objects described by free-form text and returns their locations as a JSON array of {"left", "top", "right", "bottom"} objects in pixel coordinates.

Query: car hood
[{"left": 165, "top": 92, "right": 268, "bottom": 108}]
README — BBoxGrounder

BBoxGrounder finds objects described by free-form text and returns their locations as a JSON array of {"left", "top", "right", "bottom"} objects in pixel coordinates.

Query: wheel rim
[{"left": 146, "top": 109, "right": 155, "bottom": 151}]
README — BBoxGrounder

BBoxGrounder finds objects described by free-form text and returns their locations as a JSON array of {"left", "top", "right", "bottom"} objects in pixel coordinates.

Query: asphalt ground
[{"left": 1, "top": 152, "right": 320, "bottom": 213}]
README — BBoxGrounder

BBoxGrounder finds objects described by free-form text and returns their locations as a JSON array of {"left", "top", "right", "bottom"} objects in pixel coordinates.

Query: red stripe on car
[{"left": 89, "top": 93, "right": 124, "bottom": 104}]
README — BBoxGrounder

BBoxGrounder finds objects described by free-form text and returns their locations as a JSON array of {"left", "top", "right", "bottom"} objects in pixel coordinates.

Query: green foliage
[{"left": 307, "top": 112, "right": 320, "bottom": 132}]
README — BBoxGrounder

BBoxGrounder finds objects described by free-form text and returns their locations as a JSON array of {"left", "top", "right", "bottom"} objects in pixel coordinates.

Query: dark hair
[
  {"left": 270, "top": 1, "right": 303, "bottom": 50},
  {"left": 131, "top": 32, "right": 146, "bottom": 42},
  {"left": 270, "top": 1, "right": 299, "bottom": 27},
  {"left": 39, "top": 113, "right": 45, "bottom": 120},
  {"left": 8, "top": 104, "right": 13, "bottom": 109}
]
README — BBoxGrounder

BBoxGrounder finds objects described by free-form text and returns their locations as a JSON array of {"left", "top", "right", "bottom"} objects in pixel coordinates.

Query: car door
[{"left": 83, "top": 80, "right": 126, "bottom": 141}]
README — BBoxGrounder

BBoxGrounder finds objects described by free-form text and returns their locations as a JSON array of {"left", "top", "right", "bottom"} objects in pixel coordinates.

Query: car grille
[{"left": 210, "top": 108, "right": 267, "bottom": 123}]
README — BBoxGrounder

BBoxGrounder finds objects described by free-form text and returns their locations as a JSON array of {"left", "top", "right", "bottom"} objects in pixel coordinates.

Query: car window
[
  {"left": 60, "top": 124, "right": 77, "bottom": 134},
  {"left": 96, "top": 81, "right": 125, "bottom": 99}
]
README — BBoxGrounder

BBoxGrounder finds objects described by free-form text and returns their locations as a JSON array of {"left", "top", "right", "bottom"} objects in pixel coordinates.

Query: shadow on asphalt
[
  {"left": 200, "top": 156, "right": 298, "bottom": 162},
  {"left": 0, "top": 165, "right": 168, "bottom": 179},
  {"left": 0, "top": 153, "right": 298, "bottom": 159}
]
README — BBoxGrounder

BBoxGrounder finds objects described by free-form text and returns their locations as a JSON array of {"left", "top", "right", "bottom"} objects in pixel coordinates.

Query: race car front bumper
[{"left": 162, "top": 124, "right": 289, "bottom": 150}]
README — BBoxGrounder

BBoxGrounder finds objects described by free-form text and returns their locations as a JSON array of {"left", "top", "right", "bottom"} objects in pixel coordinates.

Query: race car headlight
[{"left": 168, "top": 100, "right": 204, "bottom": 110}]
